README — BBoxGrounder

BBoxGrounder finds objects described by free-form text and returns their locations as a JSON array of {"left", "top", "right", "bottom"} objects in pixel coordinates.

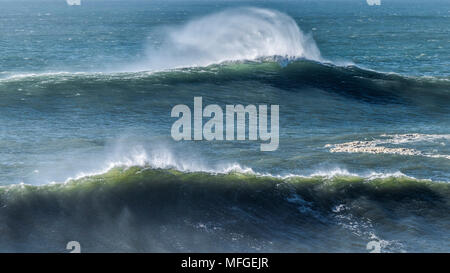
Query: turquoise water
[{"left": 0, "top": 0, "right": 449, "bottom": 252}]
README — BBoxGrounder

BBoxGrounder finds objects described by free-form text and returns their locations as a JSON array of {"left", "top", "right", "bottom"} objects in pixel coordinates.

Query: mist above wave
[{"left": 131, "top": 8, "right": 322, "bottom": 71}]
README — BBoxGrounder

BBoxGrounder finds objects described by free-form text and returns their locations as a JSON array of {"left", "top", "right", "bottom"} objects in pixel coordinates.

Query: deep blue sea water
[{"left": 0, "top": 0, "right": 449, "bottom": 252}]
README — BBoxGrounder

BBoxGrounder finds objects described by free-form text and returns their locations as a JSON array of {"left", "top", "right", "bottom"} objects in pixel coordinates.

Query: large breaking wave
[
  {"left": 130, "top": 8, "right": 323, "bottom": 71},
  {"left": 1, "top": 166, "right": 449, "bottom": 252},
  {"left": 1, "top": 7, "right": 449, "bottom": 105}
]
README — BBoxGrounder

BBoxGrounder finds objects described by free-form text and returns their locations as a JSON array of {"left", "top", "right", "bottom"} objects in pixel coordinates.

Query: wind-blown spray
[{"left": 134, "top": 8, "right": 322, "bottom": 71}]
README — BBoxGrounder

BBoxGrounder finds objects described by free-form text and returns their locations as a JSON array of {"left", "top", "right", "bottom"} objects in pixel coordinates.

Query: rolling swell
[
  {"left": 0, "top": 167, "right": 449, "bottom": 252},
  {"left": 2, "top": 60, "right": 449, "bottom": 107}
]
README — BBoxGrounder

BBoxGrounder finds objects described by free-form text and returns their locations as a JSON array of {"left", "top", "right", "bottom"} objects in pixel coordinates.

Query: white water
[
  {"left": 57, "top": 144, "right": 416, "bottom": 186},
  {"left": 132, "top": 8, "right": 323, "bottom": 71}
]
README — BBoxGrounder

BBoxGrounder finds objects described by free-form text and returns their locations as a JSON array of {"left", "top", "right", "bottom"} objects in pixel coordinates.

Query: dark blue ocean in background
[{"left": 0, "top": 0, "right": 449, "bottom": 252}]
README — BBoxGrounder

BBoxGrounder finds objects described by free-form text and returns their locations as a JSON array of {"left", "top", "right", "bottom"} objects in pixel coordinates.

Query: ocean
[{"left": 0, "top": 0, "right": 449, "bottom": 252}]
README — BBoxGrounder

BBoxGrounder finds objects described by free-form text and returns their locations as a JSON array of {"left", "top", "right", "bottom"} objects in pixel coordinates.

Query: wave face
[
  {"left": 0, "top": 167, "right": 449, "bottom": 253},
  {"left": 3, "top": 59, "right": 450, "bottom": 106},
  {"left": 131, "top": 8, "right": 322, "bottom": 71}
]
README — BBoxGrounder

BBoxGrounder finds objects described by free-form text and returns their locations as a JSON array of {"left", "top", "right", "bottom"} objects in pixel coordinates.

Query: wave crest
[{"left": 133, "top": 8, "right": 322, "bottom": 71}]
